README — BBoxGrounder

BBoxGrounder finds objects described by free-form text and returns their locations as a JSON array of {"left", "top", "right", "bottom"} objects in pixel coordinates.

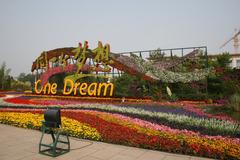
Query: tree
[
  {"left": 17, "top": 72, "right": 35, "bottom": 89},
  {"left": 149, "top": 48, "right": 165, "bottom": 62},
  {"left": 17, "top": 73, "right": 35, "bottom": 83},
  {"left": 11, "top": 81, "right": 32, "bottom": 91},
  {"left": 0, "top": 62, "right": 11, "bottom": 90},
  {"left": 17, "top": 73, "right": 27, "bottom": 82},
  {"left": 216, "top": 52, "right": 231, "bottom": 68}
]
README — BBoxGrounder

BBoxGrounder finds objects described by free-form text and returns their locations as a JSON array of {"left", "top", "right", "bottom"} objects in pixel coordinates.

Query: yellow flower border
[{"left": 0, "top": 112, "right": 101, "bottom": 141}]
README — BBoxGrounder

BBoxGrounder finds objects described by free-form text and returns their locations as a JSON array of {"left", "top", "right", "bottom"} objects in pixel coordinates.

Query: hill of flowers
[{"left": 0, "top": 94, "right": 240, "bottom": 159}]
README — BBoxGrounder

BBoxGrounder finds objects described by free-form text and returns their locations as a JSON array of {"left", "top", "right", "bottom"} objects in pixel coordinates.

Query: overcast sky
[{"left": 0, "top": 0, "right": 239, "bottom": 76}]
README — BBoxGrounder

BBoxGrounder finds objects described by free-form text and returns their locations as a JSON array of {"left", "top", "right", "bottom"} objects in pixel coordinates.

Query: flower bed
[
  {"left": 1, "top": 96, "right": 239, "bottom": 137},
  {"left": 0, "top": 108, "right": 240, "bottom": 159},
  {"left": 3, "top": 95, "right": 152, "bottom": 105},
  {"left": 182, "top": 105, "right": 234, "bottom": 121},
  {"left": 0, "top": 111, "right": 100, "bottom": 140},
  {"left": 2, "top": 95, "right": 234, "bottom": 121},
  {"left": 1, "top": 95, "right": 240, "bottom": 159}
]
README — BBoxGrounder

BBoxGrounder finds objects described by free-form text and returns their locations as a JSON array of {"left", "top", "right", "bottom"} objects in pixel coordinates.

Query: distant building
[{"left": 229, "top": 53, "right": 240, "bottom": 68}]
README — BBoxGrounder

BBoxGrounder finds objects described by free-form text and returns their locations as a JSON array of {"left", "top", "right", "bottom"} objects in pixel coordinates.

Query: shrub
[
  {"left": 228, "top": 93, "right": 240, "bottom": 112},
  {"left": 169, "top": 94, "right": 178, "bottom": 102}
]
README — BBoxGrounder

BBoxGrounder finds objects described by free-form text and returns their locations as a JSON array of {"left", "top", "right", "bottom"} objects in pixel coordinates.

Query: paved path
[{"left": 0, "top": 124, "right": 213, "bottom": 160}]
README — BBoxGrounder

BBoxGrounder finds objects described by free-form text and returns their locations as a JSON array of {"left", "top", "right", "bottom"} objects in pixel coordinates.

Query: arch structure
[{"left": 31, "top": 41, "right": 210, "bottom": 86}]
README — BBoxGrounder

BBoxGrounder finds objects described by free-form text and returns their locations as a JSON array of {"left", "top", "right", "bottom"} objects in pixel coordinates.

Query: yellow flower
[{"left": 0, "top": 112, "right": 101, "bottom": 141}]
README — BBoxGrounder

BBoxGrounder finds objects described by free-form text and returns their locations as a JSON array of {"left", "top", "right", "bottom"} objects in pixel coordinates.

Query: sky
[{"left": 0, "top": 0, "right": 239, "bottom": 76}]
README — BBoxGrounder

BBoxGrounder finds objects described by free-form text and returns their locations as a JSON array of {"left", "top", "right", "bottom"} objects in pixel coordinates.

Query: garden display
[{"left": 1, "top": 42, "right": 239, "bottom": 160}]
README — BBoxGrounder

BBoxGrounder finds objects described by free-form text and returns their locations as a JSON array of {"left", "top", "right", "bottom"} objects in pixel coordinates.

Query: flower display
[
  {"left": 1, "top": 96, "right": 238, "bottom": 137},
  {"left": 39, "top": 64, "right": 77, "bottom": 85},
  {"left": 1, "top": 94, "right": 240, "bottom": 159},
  {"left": 0, "top": 111, "right": 101, "bottom": 140},
  {"left": 181, "top": 105, "right": 234, "bottom": 121},
  {"left": 130, "top": 53, "right": 212, "bottom": 83},
  {"left": 2, "top": 95, "right": 151, "bottom": 105},
  {"left": 0, "top": 108, "right": 239, "bottom": 159}
]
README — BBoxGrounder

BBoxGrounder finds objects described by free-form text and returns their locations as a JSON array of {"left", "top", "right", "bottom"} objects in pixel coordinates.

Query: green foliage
[
  {"left": 222, "top": 79, "right": 240, "bottom": 96},
  {"left": 17, "top": 73, "right": 35, "bottom": 83},
  {"left": 113, "top": 73, "right": 165, "bottom": 100},
  {"left": 170, "top": 81, "right": 207, "bottom": 100},
  {"left": 149, "top": 48, "right": 164, "bottom": 62},
  {"left": 11, "top": 81, "right": 32, "bottom": 91},
  {"left": 114, "top": 74, "right": 133, "bottom": 97},
  {"left": 165, "top": 86, "right": 178, "bottom": 101},
  {"left": 148, "top": 83, "right": 163, "bottom": 100},
  {"left": 17, "top": 72, "right": 35, "bottom": 89},
  {"left": 216, "top": 52, "right": 231, "bottom": 68},
  {"left": 228, "top": 93, "right": 240, "bottom": 112},
  {"left": 205, "top": 73, "right": 240, "bottom": 100},
  {"left": 0, "top": 62, "right": 12, "bottom": 90},
  {"left": 169, "top": 94, "right": 178, "bottom": 102},
  {"left": 114, "top": 73, "right": 148, "bottom": 98}
]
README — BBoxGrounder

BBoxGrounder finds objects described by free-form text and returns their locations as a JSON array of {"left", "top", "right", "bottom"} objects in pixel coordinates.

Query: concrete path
[{"left": 0, "top": 124, "right": 213, "bottom": 160}]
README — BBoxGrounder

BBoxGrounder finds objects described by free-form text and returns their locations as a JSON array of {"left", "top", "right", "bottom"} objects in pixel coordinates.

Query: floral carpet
[{"left": 0, "top": 94, "right": 239, "bottom": 159}]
